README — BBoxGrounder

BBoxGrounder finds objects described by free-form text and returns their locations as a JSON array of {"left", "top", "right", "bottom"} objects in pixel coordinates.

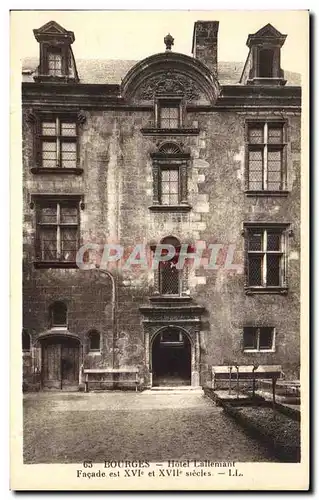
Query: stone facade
[{"left": 22, "top": 20, "right": 301, "bottom": 391}]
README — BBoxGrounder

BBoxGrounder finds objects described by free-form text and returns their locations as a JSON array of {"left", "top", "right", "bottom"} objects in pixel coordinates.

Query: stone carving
[{"left": 138, "top": 72, "right": 201, "bottom": 101}]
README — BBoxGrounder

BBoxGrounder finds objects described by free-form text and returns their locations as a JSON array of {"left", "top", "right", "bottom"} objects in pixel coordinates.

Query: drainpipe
[{"left": 96, "top": 267, "right": 117, "bottom": 369}]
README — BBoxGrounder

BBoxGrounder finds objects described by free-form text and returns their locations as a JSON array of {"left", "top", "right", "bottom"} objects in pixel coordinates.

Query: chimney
[{"left": 192, "top": 21, "right": 219, "bottom": 75}]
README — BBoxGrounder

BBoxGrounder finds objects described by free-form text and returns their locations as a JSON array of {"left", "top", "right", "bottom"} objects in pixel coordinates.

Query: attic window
[
  {"left": 48, "top": 49, "right": 63, "bottom": 76},
  {"left": 259, "top": 49, "right": 274, "bottom": 78}
]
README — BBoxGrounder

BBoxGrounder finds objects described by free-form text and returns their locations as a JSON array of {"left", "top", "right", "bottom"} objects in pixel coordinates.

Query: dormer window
[
  {"left": 258, "top": 49, "right": 274, "bottom": 78},
  {"left": 33, "top": 20, "right": 78, "bottom": 82},
  {"left": 243, "top": 23, "right": 287, "bottom": 86},
  {"left": 48, "top": 49, "right": 63, "bottom": 76}
]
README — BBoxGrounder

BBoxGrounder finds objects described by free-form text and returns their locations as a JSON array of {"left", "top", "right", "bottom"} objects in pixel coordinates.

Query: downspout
[{"left": 97, "top": 267, "right": 117, "bottom": 369}]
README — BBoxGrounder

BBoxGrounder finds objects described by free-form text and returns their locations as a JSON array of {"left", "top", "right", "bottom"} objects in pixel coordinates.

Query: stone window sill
[
  {"left": 141, "top": 128, "right": 200, "bottom": 136},
  {"left": 31, "top": 167, "right": 83, "bottom": 175},
  {"left": 245, "top": 190, "right": 289, "bottom": 197},
  {"left": 34, "top": 261, "right": 78, "bottom": 269},
  {"left": 243, "top": 349, "right": 276, "bottom": 353},
  {"left": 149, "top": 295, "right": 192, "bottom": 303},
  {"left": 245, "top": 286, "right": 288, "bottom": 295},
  {"left": 149, "top": 204, "right": 192, "bottom": 212}
]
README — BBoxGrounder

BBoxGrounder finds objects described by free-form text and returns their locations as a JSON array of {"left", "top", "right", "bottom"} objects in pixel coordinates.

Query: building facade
[{"left": 22, "top": 20, "right": 301, "bottom": 391}]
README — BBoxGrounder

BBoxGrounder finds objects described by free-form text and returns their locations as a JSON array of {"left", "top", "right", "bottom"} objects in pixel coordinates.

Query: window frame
[
  {"left": 88, "top": 330, "right": 101, "bottom": 354},
  {"left": 155, "top": 97, "right": 183, "bottom": 130},
  {"left": 50, "top": 301, "right": 68, "bottom": 328},
  {"left": 243, "top": 223, "right": 290, "bottom": 294},
  {"left": 30, "top": 111, "right": 85, "bottom": 175},
  {"left": 149, "top": 151, "right": 191, "bottom": 212},
  {"left": 243, "top": 326, "right": 276, "bottom": 353},
  {"left": 245, "top": 119, "right": 288, "bottom": 195},
  {"left": 32, "top": 195, "right": 82, "bottom": 269}
]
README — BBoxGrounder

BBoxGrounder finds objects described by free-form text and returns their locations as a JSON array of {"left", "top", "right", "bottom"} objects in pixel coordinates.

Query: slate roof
[{"left": 21, "top": 57, "right": 301, "bottom": 86}]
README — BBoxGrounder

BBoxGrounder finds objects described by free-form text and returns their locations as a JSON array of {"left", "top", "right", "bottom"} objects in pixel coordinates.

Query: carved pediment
[{"left": 138, "top": 72, "right": 202, "bottom": 102}]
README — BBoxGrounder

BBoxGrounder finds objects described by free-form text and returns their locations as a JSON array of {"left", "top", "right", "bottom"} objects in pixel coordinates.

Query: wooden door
[
  {"left": 61, "top": 344, "right": 79, "bottom": 388},
  {"left": 42, "top": 341, "right": 62, "bottom": 389},
  {"left": 42, "top": 338, "right": 79, "bottom": 390}
]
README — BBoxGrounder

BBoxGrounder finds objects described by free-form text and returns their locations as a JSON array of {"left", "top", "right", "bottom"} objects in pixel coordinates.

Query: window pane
[
  {"left": 61, "top": 141, "right": 77, "bottom": 168},
  {"left": 160, "top": 106, "right": 179, "bottom": 128},
  {"left": 39, "top": 227, "right": 57, "bottom": 260},
  {"left": 160, "top": 263, "right": 180, "bottom": 294},
  {"left": 60, "top": 205, "right": 78, "bottom": 224},
  {"left": 248, "top": 149, "right": 263, "bottom": 190},
  {"left": 42, "top": 121, "right": 56, "bottom": 136},
  {"left": 61, "top": 227, "right": 77, "bottom": 261},
  {"left": 161, "top": 329, "right": 181, "bottom": 343},
  {"left": 40, "top": 205, "right": 57, "bottom": 224},
  {"left": 48, "top": 52, "right": 62, "bottom": 76},
  {"left": 61, "top": 122, "right": 77, "bottom": 137},
  {"left": 267, "top": 231, "right": 281, "bottom": 251},
  {"left": 89, "top": 331, "right": 100, "bottom": 350},
  {"left": 268, "top": 126, "right": 283, "bottom": 144},
  {"left": 42, "top": 141, "right": 57, "bottom": 168},
  {"left": 266, "top": 255, "right": 281, "bottom": 286},
  {"left": 161, "top": 168, "right": 179, "bottom": 205},
  {"left": 259, "top": 49, "right": 274, "bottom": 78},
  {"left": 243, "top": 327, "right": 258, "bottom": 349},
  {"left": 248, "top": 255, "right": 263, "bottom": 286},
  {"left": 248, "top": 231, "right": 263, "bottom": 251},
  {"left": 248, "top": 127, "right": 263, "bottom": 144},
  {"left": 259, "top": 327, "right": 274, "bottom": 350},
  {"left": 267, "top": 149, "right": 282, "bottom": 190}
]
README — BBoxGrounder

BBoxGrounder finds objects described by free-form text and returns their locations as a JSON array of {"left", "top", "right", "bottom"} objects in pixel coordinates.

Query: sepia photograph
[{"left": 10, "top": 8, "right": 309, "bottom": 491}]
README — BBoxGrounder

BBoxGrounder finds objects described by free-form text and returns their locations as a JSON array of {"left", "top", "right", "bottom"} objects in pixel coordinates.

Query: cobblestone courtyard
[{"left": 23, "top": 391, "right": 277, "bottom": 463}]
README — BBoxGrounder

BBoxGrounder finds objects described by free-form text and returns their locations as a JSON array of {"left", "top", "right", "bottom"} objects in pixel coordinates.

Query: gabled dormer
[
  {"left": 241, "top": 23, "right": 287, "bottom": 86},
  {"left": 33, "top": 20, "right": 79, "bottom": 83}
]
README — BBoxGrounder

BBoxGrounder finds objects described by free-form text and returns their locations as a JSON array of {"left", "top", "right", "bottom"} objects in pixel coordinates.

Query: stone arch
[
  {"left": 121, "top": 52, "right": 219, "bottom": 104},
  {"left": 150, "top": 325, "right": 193, "bottom": 387}
]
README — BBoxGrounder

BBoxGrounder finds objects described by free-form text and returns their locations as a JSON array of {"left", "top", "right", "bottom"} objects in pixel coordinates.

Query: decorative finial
[{"left": 164, "top": 33, "right": 174, "bottom": 51}]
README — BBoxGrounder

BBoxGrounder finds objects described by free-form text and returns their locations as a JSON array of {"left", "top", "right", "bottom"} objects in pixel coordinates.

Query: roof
[{"left": 21, "top": 56, "right": 301, "bottom": 86}]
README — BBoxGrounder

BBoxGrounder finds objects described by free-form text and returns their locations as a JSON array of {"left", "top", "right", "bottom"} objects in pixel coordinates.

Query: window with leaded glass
[
  {"left": 36, "top": 201, "right": 79, "bottom": 263},
  {"left": 247, "top": 122, "right": 286, "bottom": 191},
  {"left": 39, "top": 117, "right": 77, "bottom": 169},
  {"left": 47, "top": 49, "right": 63, "bottom": 76},
  {"left": 246, "top": 227, "right": 286, "bottom": 289},
  {"left": 160, "top": 167, "right": 180, "bottom": 205},
  {"left": 243, "top": 327, "right": 275, "bottom": 352},
  {"left": 159, "top": 103, "right": 180, "bottom": 128}
]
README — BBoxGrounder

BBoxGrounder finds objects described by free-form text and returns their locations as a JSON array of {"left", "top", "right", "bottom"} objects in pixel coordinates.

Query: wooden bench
[
  {"left": 83, "top": 368, "right": 140, "bottom": 392},
  {"left": 211, "top": 365, "right": 283, "bottom": 404}
]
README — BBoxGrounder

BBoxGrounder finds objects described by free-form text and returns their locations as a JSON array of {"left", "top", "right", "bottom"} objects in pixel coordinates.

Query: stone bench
[{"left": 83, "top": 368, "right": 140, "bottom": 392}]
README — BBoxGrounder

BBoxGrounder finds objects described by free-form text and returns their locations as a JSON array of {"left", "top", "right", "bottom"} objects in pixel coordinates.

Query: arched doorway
[
  {"left": 40, "top": 335, "right": 81, "bottom": 390},
  {"left": 152, "top": 327, "right": 191, "bottom": 386}
]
